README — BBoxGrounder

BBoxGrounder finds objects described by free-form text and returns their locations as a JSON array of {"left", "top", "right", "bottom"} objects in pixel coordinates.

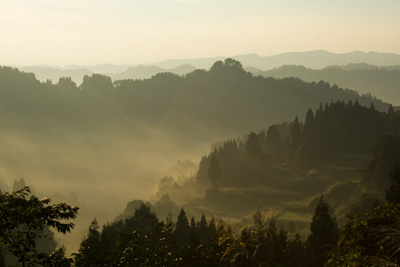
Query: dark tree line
[
  {"left": 0, "top": 62, "right": 394, "bottom": 143},
  {"left": 2, "top": 166, "right": 400, "bottom": 266},
  {"left": 74, "top": 197, "right": 339, "bottom": 267},
  {"left": 73, "top": 162, "right": 400, "bottom": 266},
  {"left": 196, "top": 101, "right": 400, "bottom": 189},
  {"left": 0, "top": 187, "right": 78, "bottom": 267},
  {"left": 327, "top": 164, "right": 400, "bottom": 266}
]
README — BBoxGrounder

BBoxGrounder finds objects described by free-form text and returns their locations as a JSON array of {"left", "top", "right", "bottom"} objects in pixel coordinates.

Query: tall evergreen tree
[
  {"left": 189, "top": 217, "right": 199, "bottom": 245},
  {"left": 207, "top": 154, "right": 221, "bottom": 188},
  {"left": 307, "top": 196, "right": 338, "bottom": 267},
  {"left": 75, "top": 219, "right": 101, "bottom": 266},
  {"left": 370, "top": 102, "right": 376, "bottom": 111},
  {"left": 303, "top": 108, "right": 315, "bottom": 133},
  {"left": 265, "top": 125, "right": 283, "bottom": 156},
  {"left": 198, "top": 214, "right": 209, "bottom": 244},
  {"left": 290, "top": 116, "right": 302, "bottom": 148},
  {"left": 388, "top": 104, "right": 394, "bottom": 117},
  {"left": 245, "top": 132, "right": 263, "bottom": 158},
  {"left": 175, "top": 208, "right": 191, "bottom": 245}
]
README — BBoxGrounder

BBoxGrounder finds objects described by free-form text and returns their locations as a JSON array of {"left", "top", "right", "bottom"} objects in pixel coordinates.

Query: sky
[{"left": 1, "top": 0, "right": 400, "bottom": 65}]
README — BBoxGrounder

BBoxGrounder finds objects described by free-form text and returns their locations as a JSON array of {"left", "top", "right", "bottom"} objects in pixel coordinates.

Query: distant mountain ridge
[
  {"left": 108, "top": 64, "right": 196, "bottom": 81},
  {"left": 20, "top": 64, "right": 197, "bottom": 84},
  {"left": 0, "top": 59, "right": 397, "bottom": 239},
  {"left": 247, "top": 64, "right": 400, "bottom": 105},
  {"left": 18, "top": 50, "right": 400, "bottom": 85},
  {"left": 153, "top": 50, "right": 400, "bottom": 70}
]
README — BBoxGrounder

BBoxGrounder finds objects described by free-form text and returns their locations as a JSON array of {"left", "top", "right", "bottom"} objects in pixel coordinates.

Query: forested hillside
[
  {"left": 154, "top": 101, "right": 400, "bottom": 230},
  {"left": 21, "top": 64, "right": 197, "bottom": 84},
  {"left": 0, "top": 58, "right": 395, "bottom": 208},
  {"left": 250, "top": 64, "right": 400, "bottom": 105},
  {"left": 0, "top": 59, "right": 398, "bottom": 258},
  {"left": 70, "top": 101, "right": 400, "bottom": 266},
  {"left": 0, "top": 59, "right": 393, "bottom": 138}
]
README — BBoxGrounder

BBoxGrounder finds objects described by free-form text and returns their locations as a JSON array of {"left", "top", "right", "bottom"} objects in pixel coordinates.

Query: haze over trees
[
  {"left": 0, "top": 58, "right": 393, "bottom": 208},
  {"left": 20, "top": 64, "right": 197, "bottom": 85},
  {"left": 0, "top": 187, "right": 78, "bottom": 266},
  {"left": 19, "top": 51, "right": 400, "bottom": 107},
  {"left": 1, "top": 54, "right": 400, "bottom": 266},
  {"left": 250, "top": 64, "right": 400, "bottom": 105},
  {"left": 144, "top": 50, "right": 400, "bottom": 70}
]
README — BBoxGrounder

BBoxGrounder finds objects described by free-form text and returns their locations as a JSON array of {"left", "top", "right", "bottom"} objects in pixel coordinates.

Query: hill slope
[
  {"left": 0, "top": 59, "right": 394, "bottom": 212},
  {"left": 154, "top": 51, "right": 400, "bottom": 69},
  {"left": 250, "top": 64, "right": 400, "bottom": 105}
]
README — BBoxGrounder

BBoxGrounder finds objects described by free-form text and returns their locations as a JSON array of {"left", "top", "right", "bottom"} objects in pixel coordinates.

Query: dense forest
[
  {"left": 251, "top": 64, "right": 400, "bottom": 105},
  {"left": 2, "top": 59, "right": 393, "bottom": 137},
  {"left": 2, "top": 99, "right": 400, "bottom": 266},
  {"left": 1, "top": 58, "right": 400, "bottom": 266},
  {"left": 153, "top": 101, "right": 400, "bottom": 222},
  {"left": 1, "top": 58, "right": 394, "bottom": 208},
  {"left": 20, "top": 64, "right": 197, "bottom": 85}
]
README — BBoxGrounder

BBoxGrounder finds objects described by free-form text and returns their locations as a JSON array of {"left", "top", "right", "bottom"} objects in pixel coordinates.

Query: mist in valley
[
  {"left": 0, "top": 60, "right": 398, "bottom": 256},
  {"left": 2, "top": 1, "right": 400, "bottom": 266}
]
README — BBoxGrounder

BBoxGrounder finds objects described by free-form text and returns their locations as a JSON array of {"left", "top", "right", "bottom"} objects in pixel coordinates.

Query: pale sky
[{"left": 1, "top": 0, "right": 400, "bottom": 65}]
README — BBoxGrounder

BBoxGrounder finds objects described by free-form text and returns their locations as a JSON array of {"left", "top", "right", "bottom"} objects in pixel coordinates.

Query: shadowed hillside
[
  {"left": 0, "top": 59, "right": 396, "bottom": 253},
  {"left": 250, "top": 64, "right": 400, "bottom": 105}
]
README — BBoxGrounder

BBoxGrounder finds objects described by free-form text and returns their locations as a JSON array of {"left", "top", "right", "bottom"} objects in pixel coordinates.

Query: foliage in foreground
[
  {"left": 75, "top": 164, "right": 400, "bottom": 266},
  {"left": 75, "top": 197, "right": 338, "bottom": 267},
  {"left": 0, "top": 187, "right": 78, "bottom": 267},
  {"left": 328, "top": 165, "right": 400, "bottom": 266}
]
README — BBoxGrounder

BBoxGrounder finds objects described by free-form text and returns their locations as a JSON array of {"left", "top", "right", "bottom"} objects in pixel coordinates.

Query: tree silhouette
[
  {"left": 307, "top": 196, "right": 338, "bottom": 267},
  {"left": 74, "top": 219, "right": 101, "bottom": 266},
  {"left": 246, "top": 132, "right": 263, "bottom": 158},
  {"left": 265, "top": 125, "right": 283, "bottom": 156},
  {"left": 175, "top": 208, "right": 190, "bottom": 245},
  {"left": 290, "top": 116, "right": 302, "bottom": 148},
  {"left": 0, "top": 187, "right": 78, "bottom": 267},
  {"left": 207, "top": 154, "right": 221, "bottom": 188},
  {"left": 388, "top": 104, "right": 394, "bottom": 117}
]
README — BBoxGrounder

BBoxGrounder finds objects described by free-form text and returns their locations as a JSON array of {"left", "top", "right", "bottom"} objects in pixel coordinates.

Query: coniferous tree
[
  {"left": 207, "top": 154, "right": 221, "bottom": 188},
  {"left": 198, "top": 214, "right": 209, "bottom": 244},
  {"left": 286, "top": 233, "right": 306, "bottom": 267},
  {"left": 175, "top": 208, "right": 190, "bottom": 245},
  {"left": 265, "top": 125, "right": 283, "bottom": 156},
  {"left": 388, "top": 104, "right": 394, "bottom": 117},
  {"left": 189, "top": 217, "right": 199, "bottom": 245},
  {"left": 75, "top": 219, "right": 101, "bottom": 266},
  {"left": 290, "top": 116, "right": 302, "bottom": 148},
  {"left": 245, "top": 132, "right": 263, "bottom": 158},
  {"left": 303, "top": 108, "right": 315, "bottom": 141},
  {"left": 303, "top": 108, "right": 315, "bottom": 133},
  {"left": 307, "top": 196, "right": 338, "bottom": 267},
  {"left": 370, "top": 102, "right": 376, "bottom": 111}
]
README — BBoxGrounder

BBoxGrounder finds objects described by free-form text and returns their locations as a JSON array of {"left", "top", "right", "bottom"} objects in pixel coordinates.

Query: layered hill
[
  {"left": 0, "top": 58, "right": 395, "bottom": 210},
  {"left": 20, "top": 64, "right": 196, "bottom": 84},
  {"left": 153, "top": 51, "right": 400, "bottom": 69},
  {"left": 250, "top": 64, "right": 400, "bottom": 105},
  {"left": 1, "top": 58, "right": 398, "bottom": 253},
  {"left": 153, "top": 101, "right": 400, "bottom": 231}
]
